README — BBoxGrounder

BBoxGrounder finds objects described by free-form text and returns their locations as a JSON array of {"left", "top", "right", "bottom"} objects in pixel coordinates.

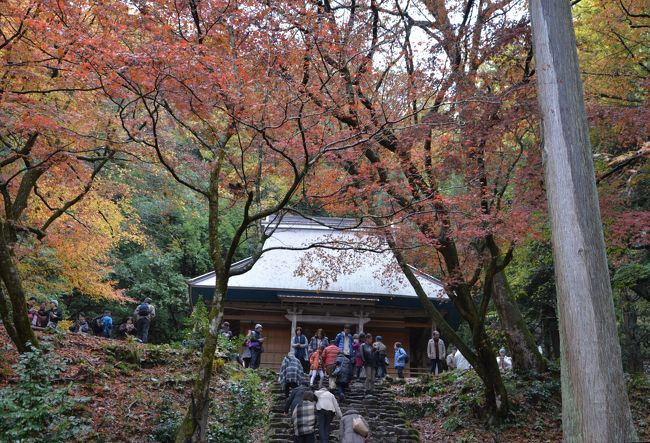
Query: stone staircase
[{"left": 265, "top": 376, "right": 420, "bottom": 443}]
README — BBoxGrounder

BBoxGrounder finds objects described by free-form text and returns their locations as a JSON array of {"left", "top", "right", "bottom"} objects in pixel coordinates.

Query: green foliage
[
  {"left": 507, "top": 239, "right": 559, "bottom": 359},
  {"left": 182, "top": 298, "right": 209, "bottom": 347},
  {"left": 150, "top": 370, "right": 266, "bottom": 443},
  {"left": 521, "top": 379, "right": 560, "bottom": 405},
  {"left": 208, "top": 370, "right": 267, "bottom": 442},
  {"left": 612, "top": 263, "right": 650, "bottom": 292},
  {"left": 443, "top": 416, "right": 463, "bottom": 432},
  {"left": 0, "top": 346, "right": 92, "bottom": 442},
  {"left": 151, "top": 396, "right": 183, "bottom": 443}
]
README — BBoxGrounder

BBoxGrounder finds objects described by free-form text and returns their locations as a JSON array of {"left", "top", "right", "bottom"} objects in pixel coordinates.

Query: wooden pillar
[
  {"left": 354, "top": 310, "right": 371, "bottom": 333},
  {"left": 285, "top": 307, "right": 301, "bottom": 353}
]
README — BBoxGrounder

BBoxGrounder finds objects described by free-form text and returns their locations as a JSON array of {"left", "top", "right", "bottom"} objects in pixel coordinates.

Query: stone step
[{"left": 265, "top": 375, "right": 420, "bottom": 443}]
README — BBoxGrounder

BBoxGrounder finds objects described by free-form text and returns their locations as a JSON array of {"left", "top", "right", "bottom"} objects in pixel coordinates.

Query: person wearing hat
[
  {"left": 249, "top": 323, "right": 265, "bottom": 369},
  {"left": 496, "top": 348, "right": 512, "bottom": 371}
]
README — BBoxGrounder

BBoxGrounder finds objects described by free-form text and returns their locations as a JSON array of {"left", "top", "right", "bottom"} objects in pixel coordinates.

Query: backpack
[{"left": 137, "top": 303, "right": 150, "bottom": 316}]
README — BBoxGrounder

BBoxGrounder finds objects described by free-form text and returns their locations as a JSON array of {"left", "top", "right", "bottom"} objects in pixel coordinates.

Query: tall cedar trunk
[
  {"left": 530, "top": 1, "right": 637, "bottom": 440},
  {"left": 620, "top": 289, "right": 643, "bottom": 373},
  {"left": 175, "top": 281, "right": 227, "bottom": 443},
  {"left": 492, "top": 272, "right": 546, "bottom": 372},
  {"left": 0, "top": 234, "right": 39, "bottom": 353}
]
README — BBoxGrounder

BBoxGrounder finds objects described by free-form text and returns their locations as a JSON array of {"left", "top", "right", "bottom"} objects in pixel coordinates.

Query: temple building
[{"left": 187, "top": 216, "right": 458, "bottom": 373}]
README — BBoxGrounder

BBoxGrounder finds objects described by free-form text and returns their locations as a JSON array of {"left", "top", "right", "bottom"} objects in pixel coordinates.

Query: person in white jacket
[
  {"left": 496, "top": 348, "right": 512, "bottom": 371},
  {"left": 314, "top": 387, "right": 342, "bottom": 443},
  {"left": 427, "top": 330, "right": 446, "bottom": 374}
]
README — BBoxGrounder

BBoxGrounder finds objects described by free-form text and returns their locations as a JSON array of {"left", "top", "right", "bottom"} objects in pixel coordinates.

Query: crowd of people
[
  {"left": 271, "top": 324, "right": 513, "bottom": 442},
  {"left": 278, "top": 324, "right": 374, "bottom": 443},
  {"left": 25, "top": 296, "right": 157, "bottom": 344}
]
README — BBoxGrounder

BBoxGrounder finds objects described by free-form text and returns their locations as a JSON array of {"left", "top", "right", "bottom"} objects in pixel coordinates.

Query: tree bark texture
[
  {"left": 0, "top": 284, "right": 21, "bottom": 349},
  {"left": 387, "top": 232, "right": 510, "bottom": 420},
  {"left": 175, "top": 282, "right": 227, "bottom": 443},
  {"left": 492, "top": 272, "right": 546, "bottom": 372},
  {"left": 620, "top": 289, "right": 643, "bottom": 373},
  {"left": 530, "top": 1, "right": 637, "bottom": 440},
  {"left": 0, "top": 231, "right": 39, "bottom": 353},
  {"left": 472, "top": 327, "right": 510, "bottom": 420}
]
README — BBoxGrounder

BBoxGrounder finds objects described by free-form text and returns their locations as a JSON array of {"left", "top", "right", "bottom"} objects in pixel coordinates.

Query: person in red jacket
[
  {"left": 322, "top": 343, "right": 340, "bottom": 389},
  {"left": 309, "top": 345, "right": 325, "bottom": 388}
]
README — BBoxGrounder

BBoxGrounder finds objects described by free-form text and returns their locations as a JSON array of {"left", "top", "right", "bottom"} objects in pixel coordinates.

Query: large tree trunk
[
  {"left": 387, "top": 234, "right": 510, "bottom": 421},
  {"left": 541, "top": 305, "right": 561, "bottom": 360},
  {"left": 530, "top": 1, "right": 637, "bottom": 440},
  {"left": 0, "top": 285, "right": 21, "bottom": 348},
  {"left": 492, "top": 272, "right": 546, "bottom": 372},
  {"left": 620, "top": 289, "right": 643, "bottom": 373},
  {"left": 471, "top": 327, "right": 510, "bottom": 421},
  {"left": 175, "top": 281, "right": 227, "bottom": 443},
  {"left": 0, "top": 233, "right": 39, "bottom": 353}
]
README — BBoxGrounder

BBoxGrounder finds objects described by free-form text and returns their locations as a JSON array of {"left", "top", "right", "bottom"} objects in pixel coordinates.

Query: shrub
[
  {"left": 443, "top": 416, "right": 463, "bottom": 432},
  {"left": 150, "top": 370, "right": 267, "bottom": 443},
  {"left": 57, "top": 319, "right": 74, "bottom": 332},
  {"left": 151, "top": 397, "right": 183, "bottom": 443},
  {"left": 208, "top": 370, "right": 267, "bottom": 442},
  {"left": 0, "top": 346, "right": 92, "bottom": 442}
]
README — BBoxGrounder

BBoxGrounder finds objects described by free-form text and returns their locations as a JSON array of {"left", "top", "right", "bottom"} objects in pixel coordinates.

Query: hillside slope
[{"left": 0, "top": 329, "right": 270, "bottom": 442}]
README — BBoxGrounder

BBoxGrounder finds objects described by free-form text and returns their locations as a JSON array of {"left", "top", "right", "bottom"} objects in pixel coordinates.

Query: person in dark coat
[
  {"left": 47, "top": 300, "right": 63, "bottom": 328},
  {"left": 284, "top": 383, "right": 311, "bottom": 415},
  {"left": 308, "top": 328, "right": 329, "bottom": 356},
  {"left": 118, "top": 317, "right": 137, "bottom": 339},
  {"left": 292, "top": 327, "right": 310, "bottom": 373},
  {"left": 249, "top": 324, "right": 265, "bottom": 369},
  {"left": 333, "top": 352, "right": 352, "bottom": 401},
  {"left": 134, "top": 297, "right": 156, "bottom": 343},
  {"left": 361, "top": 333, "right": 377, "bottom": 394},
  {"left": 69, "top": 313, "right": 90, "bottom": 334}
]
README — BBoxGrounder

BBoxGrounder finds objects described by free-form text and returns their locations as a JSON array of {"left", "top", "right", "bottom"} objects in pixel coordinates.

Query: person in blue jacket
[
  {"left": 334, "top": 324, "right": 354, "bottom": 360},
  {"left": 101, "top": 311, "right": 113, "bottom": 338},
  {"left": 394, "top": 342, "right": 408, "bottom": 379}
]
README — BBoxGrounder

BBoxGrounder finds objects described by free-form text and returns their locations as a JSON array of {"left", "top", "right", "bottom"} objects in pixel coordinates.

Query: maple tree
[
  {"left": 264, "top": 0, "right": 551, "bottom": 419},
  {"left": 0, "top": 1, "right": 129, "bottom": 352},
  {"left": 89, "top": 1, "right": 375, "bottom": 439}
]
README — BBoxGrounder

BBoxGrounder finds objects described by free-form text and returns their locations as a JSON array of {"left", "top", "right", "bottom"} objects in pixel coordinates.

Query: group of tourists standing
[
  {"left": 427, "top": 330, "right": 513, "bottom": 373},
  {"left": 26, "top": 296, "right": 157, "bottom": 343},
  {"left": 284, "top": 324, "right": 409, "bottom": 397},
  {"left": 278, "top": 324, "right": 404, "bottom": 443}
]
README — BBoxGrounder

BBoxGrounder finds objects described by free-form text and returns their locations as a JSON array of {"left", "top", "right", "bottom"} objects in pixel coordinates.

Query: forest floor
[
  {"left": 1, "top": 329, "right": 648, "bottom": 442},
  {"left": 0, "top": 329, "right": 271, "bottom": 442},
  {"left": 391, "top": 368, "right": 650, "bottom": 443}
]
